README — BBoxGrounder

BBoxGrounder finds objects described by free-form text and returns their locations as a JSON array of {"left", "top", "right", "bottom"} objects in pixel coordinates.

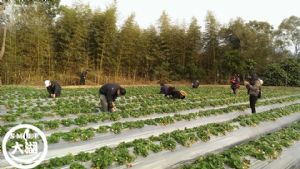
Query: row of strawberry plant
[
  {"left": 0, "top": 87, "right": 243, "bottom": 120},
  {"left": 0, "top": 94, "right": 298, "bottom": 140},
  {"left": 44, "top": 102, "right": 300, "bottom": 144},
  {"left": 181, "top": 121, "right": 300, "bottom": 169},
  {"left": 34, "top": 103, "right": 300, "bottom": 169},
  {"left": 1, "top": 86, "right": 298, "bottom": 121}
]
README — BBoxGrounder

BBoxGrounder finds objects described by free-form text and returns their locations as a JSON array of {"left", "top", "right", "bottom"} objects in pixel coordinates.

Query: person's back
[
  {"left": 160, "top": 84, "right": 169, "bottom": 94},
  {"left": 248, "top": 79, "right": 261, "bottom": 97},
  {"left": 99, "top": 83, "right": 121, "bottom": 99}
]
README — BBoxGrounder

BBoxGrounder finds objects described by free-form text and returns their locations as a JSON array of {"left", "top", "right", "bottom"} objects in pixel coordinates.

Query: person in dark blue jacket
[
  {"left": 159, "top": 83, "right": 170, "bottom": 94},
  {"left": 99, "top": 83, "right": 126, "bottom": 112}
]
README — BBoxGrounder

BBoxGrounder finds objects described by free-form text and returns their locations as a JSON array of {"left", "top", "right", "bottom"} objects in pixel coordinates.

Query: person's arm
[
  {"left": 46, "top": 87, "right": 52, "bottom": 97},
  {"left": 160, "top": 86, "right": 163, "bottom": 93},
  {"left": 246, "top": 81, "right": 259, "bottom": 91}
]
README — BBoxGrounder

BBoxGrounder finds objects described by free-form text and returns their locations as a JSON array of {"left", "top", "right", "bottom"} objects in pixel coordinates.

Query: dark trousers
[
  {"left": 231, "top": 84, "right": 237, "bottom": 94},
  {"left": 80, "top": 78, "right": 85, "bottom": 85},
  {"left": 249, "top": 95, "right": 258, "bottom": 113}
]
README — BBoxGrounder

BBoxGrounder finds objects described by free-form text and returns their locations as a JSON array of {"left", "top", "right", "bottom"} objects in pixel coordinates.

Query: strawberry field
[{"left": 1, "top": 85, "right": 300, "bottom": 169}]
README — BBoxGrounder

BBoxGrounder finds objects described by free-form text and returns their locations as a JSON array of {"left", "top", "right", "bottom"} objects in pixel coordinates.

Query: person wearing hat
[
  {"left": 244, "top": 74, "right": 263, "bottom": 113},
  {"left": 99, "top": 83, "right": 126, "bottom": 112},
  {"left": 45, "top": 80, "right": 62, "bottom": 98}
]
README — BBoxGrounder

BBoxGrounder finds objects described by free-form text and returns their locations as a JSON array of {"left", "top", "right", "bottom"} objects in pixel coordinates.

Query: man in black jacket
[
  {"left": 79, "top": 70, "right": 88, "bottom": 85},
  {"left": 45, "top": 80, "right": 61, "bottom": 98},
  {"left": 99, "top": 83, "right": 126, "bottom": 112}
]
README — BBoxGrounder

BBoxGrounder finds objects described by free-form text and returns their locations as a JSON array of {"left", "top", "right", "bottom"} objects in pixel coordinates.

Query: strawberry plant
[
  {"left": 132, "top": 139, "right": 151, "bottom": 157},
  {"left": 149, "top": 143, "right": 163, "bottom": 153},
  {"left": 61, "top": 119, "right": 74, "bottom": 127},
  {"left": 70, "top": 162, "right": 86, "bottom": 169},
  {"left": 29, "top": 112, "right": 43, "bottom": 120},
  {"left": 74, "top": 152, "right": 91, "bottom": 162},
  {"left": 48, "top": 154, "right": 74, "bottom": 168},
  {"left": 115, "top": 147, "right": 135, "bottom": 165},
  {"left": 161, "top": 138, "right": 177, "bottom": 151},
  {"left": 111, "top": 122, "right": 123, "bottom": 134},
  {"left": 62, "top": 129, "right": 81, "bottom": 142},
  {"left": 197, "top": 130, "right": 210, "bottom": 142},
  {"left": 79, "top": 128, "right": 95, "bottom": 141},
  {"left": 97, "top": 125, "right": 110, "bottom": 133},
  {"left": 47, "top": 133, "right": 62, "bottom": 144},
  {"left": 74, "top": 115, "right": 88, "bottom": 126},
  {"left": 91, "top": 146, "right": 114, "bottom": 169},
  {"left": 44, "top": 120, "right": 60, "bottom": 130}
]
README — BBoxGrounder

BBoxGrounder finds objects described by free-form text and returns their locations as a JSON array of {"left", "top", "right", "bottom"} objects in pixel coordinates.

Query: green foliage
[
  {"left": 70, "top": 163, "right": 86, "bottom": 169},
  {"left": 2, "top": 2, "right": 297, "bottom": 84},
  {"left": 280, "top": 58, "right": 300, "bottom": 86},
  {"left": 263, "top": 58, "right": 300, "bottom": 86},
  {"left": 263, "top": 64, "right": 287, "bottom": 86},
  {"left": 92, "top": 147, "right": 114, "bottom": 169}
]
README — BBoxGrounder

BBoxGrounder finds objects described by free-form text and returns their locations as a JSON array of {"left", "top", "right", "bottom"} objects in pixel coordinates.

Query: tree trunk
[
  {"left": 0, "top": 25, "right": 7, "bottom": 85},
  {"left": 0, "top": 25, "right": 6, "bottom": 61}
]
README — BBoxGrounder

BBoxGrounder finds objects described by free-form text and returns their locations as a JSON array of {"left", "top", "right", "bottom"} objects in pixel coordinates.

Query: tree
[
  {"left": 277, "top": 16, "right": 300, "bottom": 57},
  {"left": 203, "top": 11, "right": 220, "bottom": 83},
  {"left": 115, "top": 14, "right": 141, "bottom": 80},
  {"left": 53, "top": 4, "right": 91, "bottom": 83},
  {"left": 185, "top": 17, "right": 202, "bottom": 80},
  {"left": 156, "top": 11, "right": 172, "bottom": 80},
  {"left": 139, "top": 25, "right": 160, "bottom": 80},
  {"left": 0, "top": 1, "right": 8, "bottom": 84},
  {"left": 88, "top": 4, "right": 117, "bottom": 82},
  {"left": 246, "top": 21, "right": 274, "bottom": 70},
  {"left": 280, "top": 58, "right": 300, "bottom": 86},
  {"left": 263, "top": 64, "right": 287, "bottom": 86}
]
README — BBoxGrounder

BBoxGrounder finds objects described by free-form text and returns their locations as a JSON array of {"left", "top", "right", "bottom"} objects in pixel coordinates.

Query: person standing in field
[
  {"left": 79, "top": 70, "right": 88, "bottom": 85},
  {"left": 99, "top": 83, "right": 126, "bottom": 112},
  {"left": 192, "top": 80, "right": 200, "bottom": 88},
  {"left": 230, "top": 74, "right": 240, "bottom": 94},
  {"left": 45, "top": 80, "right": 61, "bottom": 98},
  {"left": 245, "top": 74, "right": 263, "bottom": 113}
]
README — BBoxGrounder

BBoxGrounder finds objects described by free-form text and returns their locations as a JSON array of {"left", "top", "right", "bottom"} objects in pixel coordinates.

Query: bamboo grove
[{"left": 0, "top": 1, "right": 299, "bottom": 85}]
